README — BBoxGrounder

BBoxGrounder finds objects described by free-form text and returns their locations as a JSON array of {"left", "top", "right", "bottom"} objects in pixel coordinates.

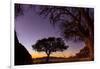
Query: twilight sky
[{"left": 15, "top": 4, "right": 85, "bottom": 58}]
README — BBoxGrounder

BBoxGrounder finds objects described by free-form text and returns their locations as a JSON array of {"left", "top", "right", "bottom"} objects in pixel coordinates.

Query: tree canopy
[{"left": 37, "top": 6, "right": 94, "bottom": 41}]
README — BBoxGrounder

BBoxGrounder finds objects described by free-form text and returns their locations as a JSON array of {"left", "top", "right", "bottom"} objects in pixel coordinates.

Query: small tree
[{"left": 32, "top": 37, "right": 69, "bottom": 62}]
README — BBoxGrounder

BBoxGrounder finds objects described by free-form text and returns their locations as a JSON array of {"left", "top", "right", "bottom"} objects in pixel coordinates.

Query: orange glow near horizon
[
  {"left": 31, "top": 52, "right": 46, "bottom": 58},
  {"left": 31, "top": 51, "right": 75, "bottom": 59}
]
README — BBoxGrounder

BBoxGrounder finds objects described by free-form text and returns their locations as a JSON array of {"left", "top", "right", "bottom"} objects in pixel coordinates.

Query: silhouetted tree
[
  {"left": 32, "top": 37, "right": 69, "bottom": 62},
  {"left": 37, "top": 5, "right": 94, "bottom": 60}
]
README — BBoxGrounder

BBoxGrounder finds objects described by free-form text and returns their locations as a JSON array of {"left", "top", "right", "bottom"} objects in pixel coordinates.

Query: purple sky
[{"left": 15, "top": 4, "right": 85, "bottom": 58}]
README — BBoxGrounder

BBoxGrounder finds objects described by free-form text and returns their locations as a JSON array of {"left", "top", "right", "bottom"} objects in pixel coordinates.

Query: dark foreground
[{"left": 32, "top": 57, "right": 92, "bottom": 64}]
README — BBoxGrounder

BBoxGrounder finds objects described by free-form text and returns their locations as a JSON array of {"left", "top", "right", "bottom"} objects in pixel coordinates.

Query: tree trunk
[
  {"left": 46, "top": 53, "right": 50, "bottom": 63},
  {"left": 85, "top": 37, "right": 94, "bottom": 60}
]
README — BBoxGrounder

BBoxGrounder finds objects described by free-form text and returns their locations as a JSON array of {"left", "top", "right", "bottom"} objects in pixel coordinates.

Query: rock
[{"left": 14, "top": 31, "right": 33, "bottom": 65}]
